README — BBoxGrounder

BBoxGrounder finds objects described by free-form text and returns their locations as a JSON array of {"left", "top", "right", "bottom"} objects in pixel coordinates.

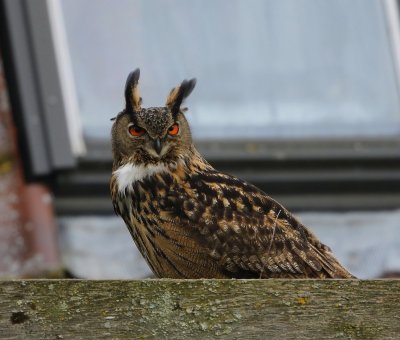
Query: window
[
  {"left": 2, "top": 0, "right": 400, "bottom": 212},
  {"left": 61, "top": 0, "right": 400, "bottom": 141}
]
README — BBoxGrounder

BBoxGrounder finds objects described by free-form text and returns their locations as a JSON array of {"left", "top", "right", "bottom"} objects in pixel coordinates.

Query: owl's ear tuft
[
  {"left": 166, "top": 78, "right": 196, "bottom": 117},
  {"left": 125, "top": 68, "right": 142, "bottom": 113}
]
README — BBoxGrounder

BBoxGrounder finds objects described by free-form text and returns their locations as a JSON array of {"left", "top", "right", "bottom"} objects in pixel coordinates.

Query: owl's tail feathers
[{"left": 313, "top": 245, "right": 356, "bottom": 279}]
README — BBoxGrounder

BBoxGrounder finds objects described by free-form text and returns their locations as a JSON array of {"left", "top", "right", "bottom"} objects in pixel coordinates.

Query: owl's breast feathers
[{"left": 111, "top": 152, "right": 354, "bottom": 279}]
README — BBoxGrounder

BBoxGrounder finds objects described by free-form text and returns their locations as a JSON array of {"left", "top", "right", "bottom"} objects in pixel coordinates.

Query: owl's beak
[{"left": 153, "top": 138, "right": 163, "bottom": 154}]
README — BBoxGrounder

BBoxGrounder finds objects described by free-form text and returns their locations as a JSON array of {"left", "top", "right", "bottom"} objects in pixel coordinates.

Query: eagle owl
[{"left": 110, "top": 69, "right": 354, "bottom": 279}]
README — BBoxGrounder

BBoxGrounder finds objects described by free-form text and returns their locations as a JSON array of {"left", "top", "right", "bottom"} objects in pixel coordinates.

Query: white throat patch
[{"left": 113, "top": 163, "right": 170, "bottom": 193}]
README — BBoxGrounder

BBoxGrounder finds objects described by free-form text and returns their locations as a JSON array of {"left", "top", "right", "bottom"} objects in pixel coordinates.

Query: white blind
[{"left": 61, "top": 0, "right": 400, "bottom": 140}]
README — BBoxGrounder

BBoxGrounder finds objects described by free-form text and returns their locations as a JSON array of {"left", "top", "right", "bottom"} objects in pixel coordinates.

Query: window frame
[{"left": 0, "top": 0, "right": 83, "bottom": 178}]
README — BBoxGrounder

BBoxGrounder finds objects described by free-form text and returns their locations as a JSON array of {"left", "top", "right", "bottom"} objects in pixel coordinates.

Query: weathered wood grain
[{"left": 0, "top": 280, "right": 399, "bottom": 339}]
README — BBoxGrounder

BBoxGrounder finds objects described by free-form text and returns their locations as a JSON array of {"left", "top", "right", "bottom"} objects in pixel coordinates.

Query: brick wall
[{"left": 0, "top": 51, "right": 61, "bottom": 278}]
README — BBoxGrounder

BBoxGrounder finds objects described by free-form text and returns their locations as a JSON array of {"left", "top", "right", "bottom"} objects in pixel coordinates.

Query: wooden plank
[{"left": 0, "top": 280, "right": 399, "bottom": 339}]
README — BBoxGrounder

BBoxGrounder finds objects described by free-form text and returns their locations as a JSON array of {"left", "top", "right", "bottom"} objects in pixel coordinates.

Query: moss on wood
[{"left": 0, "top": 279, "right": 399, "bottom": 339}]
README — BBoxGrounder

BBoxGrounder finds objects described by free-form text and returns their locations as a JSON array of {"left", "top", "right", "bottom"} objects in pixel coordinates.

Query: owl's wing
[{"left": 160, "top": 170, "right": 352, "bottom": 278}]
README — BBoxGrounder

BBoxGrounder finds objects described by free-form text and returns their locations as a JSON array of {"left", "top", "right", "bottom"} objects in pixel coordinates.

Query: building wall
[{"left": 0, "top": 51, "right": 60, "bottom": 278}]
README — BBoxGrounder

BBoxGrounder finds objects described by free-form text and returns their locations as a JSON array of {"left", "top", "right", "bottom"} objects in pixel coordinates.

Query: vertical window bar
[{"left": 23, "top": 0, "right": 76, "bottom": 169}]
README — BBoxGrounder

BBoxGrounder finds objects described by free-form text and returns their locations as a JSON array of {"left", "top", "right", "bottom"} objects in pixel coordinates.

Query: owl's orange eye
[
  {"left": 128, "top": 125, "right": 146, "bottom": 137},
  {"left": 168, "top": 123, "right": 179, "bottom": 136}
]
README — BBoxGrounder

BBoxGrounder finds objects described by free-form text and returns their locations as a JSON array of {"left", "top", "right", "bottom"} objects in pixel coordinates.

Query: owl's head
[{"left": 111, "top": 69, "right": 196, "bottom": 166}]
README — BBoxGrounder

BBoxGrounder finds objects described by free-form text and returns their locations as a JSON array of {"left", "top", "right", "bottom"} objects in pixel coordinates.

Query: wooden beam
[{"left": 1, "top": 280, "right": 399, "bottom": 339}]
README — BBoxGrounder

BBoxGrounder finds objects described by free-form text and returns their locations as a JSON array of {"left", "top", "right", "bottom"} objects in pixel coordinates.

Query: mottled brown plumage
[{"left": 110, "top": 69, "right": 355, "bottom": 279}]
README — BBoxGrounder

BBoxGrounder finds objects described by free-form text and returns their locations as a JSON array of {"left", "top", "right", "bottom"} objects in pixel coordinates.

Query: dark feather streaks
[{"left": 111, "top": 156, "right": 354, "bottom": 279}]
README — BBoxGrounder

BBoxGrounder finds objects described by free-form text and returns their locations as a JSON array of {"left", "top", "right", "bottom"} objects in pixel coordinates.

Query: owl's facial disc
[
  {"left": 112, "top": 70, "right": 195, "bottom": 167},
  {"left": 129, "top": 107, "right": 181, "bottom": 161}
]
